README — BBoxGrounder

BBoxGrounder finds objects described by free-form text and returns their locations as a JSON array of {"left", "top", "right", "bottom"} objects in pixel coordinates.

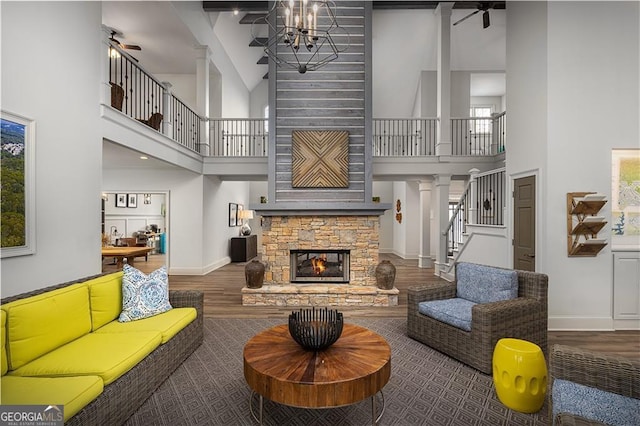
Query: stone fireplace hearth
[{"left": 241, "top": 216, "right": 399, "bottom": 307}]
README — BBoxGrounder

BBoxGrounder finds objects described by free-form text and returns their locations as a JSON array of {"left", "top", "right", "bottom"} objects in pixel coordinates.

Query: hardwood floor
[{"left": 105, "top": 253, "right": 640, "bottom": 360}]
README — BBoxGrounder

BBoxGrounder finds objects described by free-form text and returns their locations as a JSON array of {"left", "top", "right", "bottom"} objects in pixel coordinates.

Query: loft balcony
[{"left": 102, "top": 42, "right": 506, "bottom": 178}]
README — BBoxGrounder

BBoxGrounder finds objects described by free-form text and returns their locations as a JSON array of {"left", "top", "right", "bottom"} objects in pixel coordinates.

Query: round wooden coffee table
[{"left": 243, "top": 323, "right": 391, "bottom": 425}]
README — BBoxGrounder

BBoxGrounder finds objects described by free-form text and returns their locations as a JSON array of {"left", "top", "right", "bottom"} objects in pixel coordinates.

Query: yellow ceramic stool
[{"left": 493, "top": 338, "right": 547, "bottom": 413}]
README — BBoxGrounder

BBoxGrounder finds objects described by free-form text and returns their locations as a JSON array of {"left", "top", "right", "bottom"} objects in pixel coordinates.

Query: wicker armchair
[
  {"left": 549, "top": 344, "right": 640, "bottom": 425},
  {"left": 407, "top": 264, "right": 548, "bottom": 374}
]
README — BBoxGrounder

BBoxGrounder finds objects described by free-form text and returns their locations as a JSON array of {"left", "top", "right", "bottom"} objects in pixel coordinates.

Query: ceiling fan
[
  {"left": 453, "top": 2, "right": 496, "bottom": 29},
  {"left": 108, "top": 29, "right": 142, "bottom": 51}
]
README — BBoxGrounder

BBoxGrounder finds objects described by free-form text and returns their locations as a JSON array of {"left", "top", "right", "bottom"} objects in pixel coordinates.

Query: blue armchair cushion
[
  {"left": 552, "top": 379, "right": 640, "bottom": 426},
  {"left": 418, "top": 298, "right": 477, "bottom": 332},
  {"left": 456, "top": 262, "right": 518, "bottom": 304}
]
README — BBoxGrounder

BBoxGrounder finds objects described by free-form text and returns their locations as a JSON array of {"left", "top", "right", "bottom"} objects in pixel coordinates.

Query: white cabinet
[{"left": 613, "top": 251, "right": 640, "bottom": 320}]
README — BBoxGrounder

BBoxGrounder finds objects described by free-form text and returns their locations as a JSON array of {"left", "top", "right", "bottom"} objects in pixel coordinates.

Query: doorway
[
  {"left": 513, "top": 176, "right": 536, "bottom": 271},
  {"left": 102, "top": 191, "right": 168, "bottom": 274}
]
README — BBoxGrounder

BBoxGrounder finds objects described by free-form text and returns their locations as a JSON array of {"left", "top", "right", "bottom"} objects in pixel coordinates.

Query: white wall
[
  {"left": 391, "top": 181, "right": 420, "bottom": 258},
  {"left": 172, "top": 1, "right": 250, "bottom": 118},
  {"left": 250, "top": 79, "right": 269, "bottom": 119},
  {"left": 546, "top": 1, "right": 639, "bottom": 330},
  {"left": 471, "top": 96, "right": 503, "bottom": 113},
  {"left": 1, "top": 2, "right": 103, "bottom": 297},
  {"left": 372, "top": 10, "right": 437, "bottom": 118},
  {"left": 104, "top": 193, "right": 165, "bottom": 241},
  {"left": 154, "top": 73, "right": 197, "bottom": 111},
  {"left": 373, "top": 9, "right": 506, "bottom": 118},
  {"left": 507, "top": 1, "right": 640, "bottom": 330},
  {"left": 203, "top": 177, "right": 251, "bottom": 272},
  {"left": 451, "top": 71, "right": 471, "bottom": 117},
  {"left": 373, "top": 181, "right": 394, "bottom": 252},
  {"left": 103, "top": 168, "right": 251, "bottom": 274}
]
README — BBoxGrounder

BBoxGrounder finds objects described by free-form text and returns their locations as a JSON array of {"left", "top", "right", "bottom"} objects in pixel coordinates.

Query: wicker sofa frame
[
  {"left": 1, "top": 273, "right": 204, "bottom": 425},
  {"left": 549, "top": 344, "right": 640, "bottom": 426},
  {"left": 407, "top": 265, "right": 548, "bottom": 374}
]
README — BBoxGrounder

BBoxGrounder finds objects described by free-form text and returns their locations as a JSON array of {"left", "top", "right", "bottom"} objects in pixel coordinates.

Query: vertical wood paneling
[{"left": 275, "top": 1, "right": 366, "bottom": 203}]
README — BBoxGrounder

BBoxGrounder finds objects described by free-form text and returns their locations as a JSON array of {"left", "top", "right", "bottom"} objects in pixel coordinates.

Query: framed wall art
[
  {"left": 229, "top": 203, "right": 238, "bottom": 227},
  {"left": 115, "top": 193, "right": 127, "bottom": 208},
  {"left": 127, "top": 193, "right": 138, "bottom": 208},
  {"left": 1, "top": 110, "right": 36, "bottom": 258}
]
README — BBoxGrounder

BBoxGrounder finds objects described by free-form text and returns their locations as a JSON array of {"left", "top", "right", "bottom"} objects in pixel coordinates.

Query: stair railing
[{"left": 444, "top": 182, "right": 471, "bottom": 257}]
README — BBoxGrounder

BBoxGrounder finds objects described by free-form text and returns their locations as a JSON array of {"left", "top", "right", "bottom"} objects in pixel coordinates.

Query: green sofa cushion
[
  {"left": 8, "top": 331, "right": 161, "bottom": 385},
  {"left": 87, "top": 271, "right": 123, "bottom": 330},
  {"left": 95, "top": 307, "right": 196, "bottom": 343},
  {"left": 0, "top": 375, "right": 103, "bottom": 422},
  {"left": 1, "top": 310, "right": 7, "bottom": 375},
  {"left": 1, "top": 283, "right": 91, "bottom": 370}
]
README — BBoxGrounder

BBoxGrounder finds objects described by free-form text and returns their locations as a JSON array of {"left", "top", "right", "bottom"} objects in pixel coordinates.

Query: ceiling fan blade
[
  {"left": 453, "top": 9, "right": 480, "bottom": 26},
  {"left": 121, "top": 44, "right": 142, "bottom": 51}
]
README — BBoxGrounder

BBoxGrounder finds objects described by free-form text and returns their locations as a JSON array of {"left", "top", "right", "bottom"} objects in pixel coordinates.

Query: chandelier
[{"left": 255, "top": 0, "right": 350, "bottom": 74}]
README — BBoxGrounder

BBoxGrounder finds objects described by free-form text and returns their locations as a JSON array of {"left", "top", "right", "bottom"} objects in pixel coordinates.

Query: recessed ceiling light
[
  {"left": 140, "top": 156, "right": 148, "bottom": 160},
  {"left": 233, "top": 9, "right": 239, "bottom": 15}
]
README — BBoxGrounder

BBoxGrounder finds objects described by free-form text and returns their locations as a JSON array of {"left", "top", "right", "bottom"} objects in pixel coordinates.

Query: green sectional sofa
[{"left": 0, "top": 271, "right": 203, "bottom": 424}]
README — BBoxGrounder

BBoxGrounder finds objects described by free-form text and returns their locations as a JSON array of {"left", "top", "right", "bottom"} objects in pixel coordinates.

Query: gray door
[{"left": 513, "top": 176, "right": 536, "bottom": 271}]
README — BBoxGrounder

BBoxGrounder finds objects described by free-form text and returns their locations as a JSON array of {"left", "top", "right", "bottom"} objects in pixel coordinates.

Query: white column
[
  {"left": 434, "top": 174, "right": 451, "bottom": 274},
  {"left": 419, "top": 181, "right": 433, "bottom": 268},
  {"left": 196, "top": 46, "right": 211, "bottom": 156},
  {"left": 435, "top": 3, "right": 453, "bottom": 156},
  {"left": 161, "top": 82, "right": 173, "bottom": 137},
  {"left": 101, "top": 28, "right": 113, "bottom": 107},
  {"left": 468, "top": 168, "right": 480, "bottom": 225}
]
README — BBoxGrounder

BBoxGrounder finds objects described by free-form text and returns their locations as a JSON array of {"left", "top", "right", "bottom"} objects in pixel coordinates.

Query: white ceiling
[
  {"left": 102, "top": 1, "right": 200, "bottom": 75},
  {"left": 102, "top": 2, "right": 506, "bottom": 96},
  {"left": 102, "top": 141, "right": 178, "bottom": 170}
]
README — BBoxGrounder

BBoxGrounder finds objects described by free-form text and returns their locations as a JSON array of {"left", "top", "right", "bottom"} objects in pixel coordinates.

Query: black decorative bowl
[{"left": 288, "top": 307, "right": 344, "bottom": 351}]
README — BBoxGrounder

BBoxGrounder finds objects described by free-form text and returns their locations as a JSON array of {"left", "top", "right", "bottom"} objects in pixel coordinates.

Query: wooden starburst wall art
[{"left": 291, "top": 130, "right": 349, "bottom": 188}]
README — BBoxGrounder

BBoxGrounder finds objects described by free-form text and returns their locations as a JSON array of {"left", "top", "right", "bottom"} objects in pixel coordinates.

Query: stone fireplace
[
  {"left": 241, "top": 2, "right": 397, "bottom": 307},
  {"left": 241, "top": 215, "right": 398, "bottom": 307}
]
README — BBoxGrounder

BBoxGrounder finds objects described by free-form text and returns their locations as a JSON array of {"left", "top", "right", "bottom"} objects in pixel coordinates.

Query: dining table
[{"left": 101, "top": 246, "right": 154, "bottom": 269}]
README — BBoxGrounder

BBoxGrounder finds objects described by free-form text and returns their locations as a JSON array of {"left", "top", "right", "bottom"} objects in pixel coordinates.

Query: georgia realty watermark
[{"left": 0, "top": 405, "right": 63, "bottom": 426}]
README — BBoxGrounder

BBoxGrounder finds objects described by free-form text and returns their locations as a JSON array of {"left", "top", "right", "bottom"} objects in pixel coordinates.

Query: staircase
[{"left": 441, "top": 168, "right": 507, "bottom": 280}]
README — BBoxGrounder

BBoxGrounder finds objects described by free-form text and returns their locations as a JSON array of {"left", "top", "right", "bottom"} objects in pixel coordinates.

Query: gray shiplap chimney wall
[{"left": 264, "top": 1, "right": 376, "bottom": 212}]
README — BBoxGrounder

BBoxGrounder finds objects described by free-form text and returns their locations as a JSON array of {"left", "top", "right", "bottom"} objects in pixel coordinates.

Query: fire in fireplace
[{"left": 290, "top": 250, "right": 350, "bottom": 283}]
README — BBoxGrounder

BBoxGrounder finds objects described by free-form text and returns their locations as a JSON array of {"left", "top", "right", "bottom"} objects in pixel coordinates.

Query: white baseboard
[
  {"left": 548, "top": 316, "right": 615, "bottom": 331},
  {"left": 169, "top": 256, "right": 231, "bottom": 275},
  {"left": 613, "top": 319, "right": 640, "bottom": 330}
]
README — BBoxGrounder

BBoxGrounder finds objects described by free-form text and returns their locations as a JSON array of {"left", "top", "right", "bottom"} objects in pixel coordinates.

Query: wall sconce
[{"left": 144, "top": 194, "right": 151, "bottom": 204}]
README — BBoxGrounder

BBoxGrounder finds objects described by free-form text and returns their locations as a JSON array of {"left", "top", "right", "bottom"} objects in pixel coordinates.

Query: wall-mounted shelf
[{"left": 567, "top": 192, "right": 608, "bottom": 257}]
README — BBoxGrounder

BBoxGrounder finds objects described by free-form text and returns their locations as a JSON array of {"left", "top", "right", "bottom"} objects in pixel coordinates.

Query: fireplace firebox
[{"left": 290, "top": 250, "right": 350, "bottom": 283}]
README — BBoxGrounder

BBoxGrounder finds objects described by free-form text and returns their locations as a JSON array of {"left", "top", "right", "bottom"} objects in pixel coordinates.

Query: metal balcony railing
[
  {"left": 106, "top": 43, "right": 507, "bottom": 159},
  {"left": 107, "top": 42, "right": 203, "bottom": 154},
  {"left": 451, "top": 112, "right": 506, "bottom": 156},
  {"left": 209, "top": 119, "right": 268, "bottom": 157},
  {"left": 372, "top": 118, "right": 438, "bottom": 156}
]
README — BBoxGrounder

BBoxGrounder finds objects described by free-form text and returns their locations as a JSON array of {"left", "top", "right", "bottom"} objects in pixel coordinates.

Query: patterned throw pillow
[{"left": 118, "top": 265, "right": 172, "bottom": 322}]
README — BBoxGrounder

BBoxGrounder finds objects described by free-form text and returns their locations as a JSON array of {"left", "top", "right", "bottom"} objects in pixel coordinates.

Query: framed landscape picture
[{"left": 1, "top": 110, "right": 36, "bottom": 258}]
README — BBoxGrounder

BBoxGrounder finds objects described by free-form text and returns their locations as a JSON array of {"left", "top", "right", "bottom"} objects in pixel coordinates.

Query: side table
[{"left": 231, "top": 235, "right": 257, "bottom": 262}]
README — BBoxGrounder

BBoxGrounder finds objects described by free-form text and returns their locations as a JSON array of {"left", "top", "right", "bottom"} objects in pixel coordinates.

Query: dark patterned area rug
[{"left": 125, "top": 318, "right": 548, "bottom": 425}]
